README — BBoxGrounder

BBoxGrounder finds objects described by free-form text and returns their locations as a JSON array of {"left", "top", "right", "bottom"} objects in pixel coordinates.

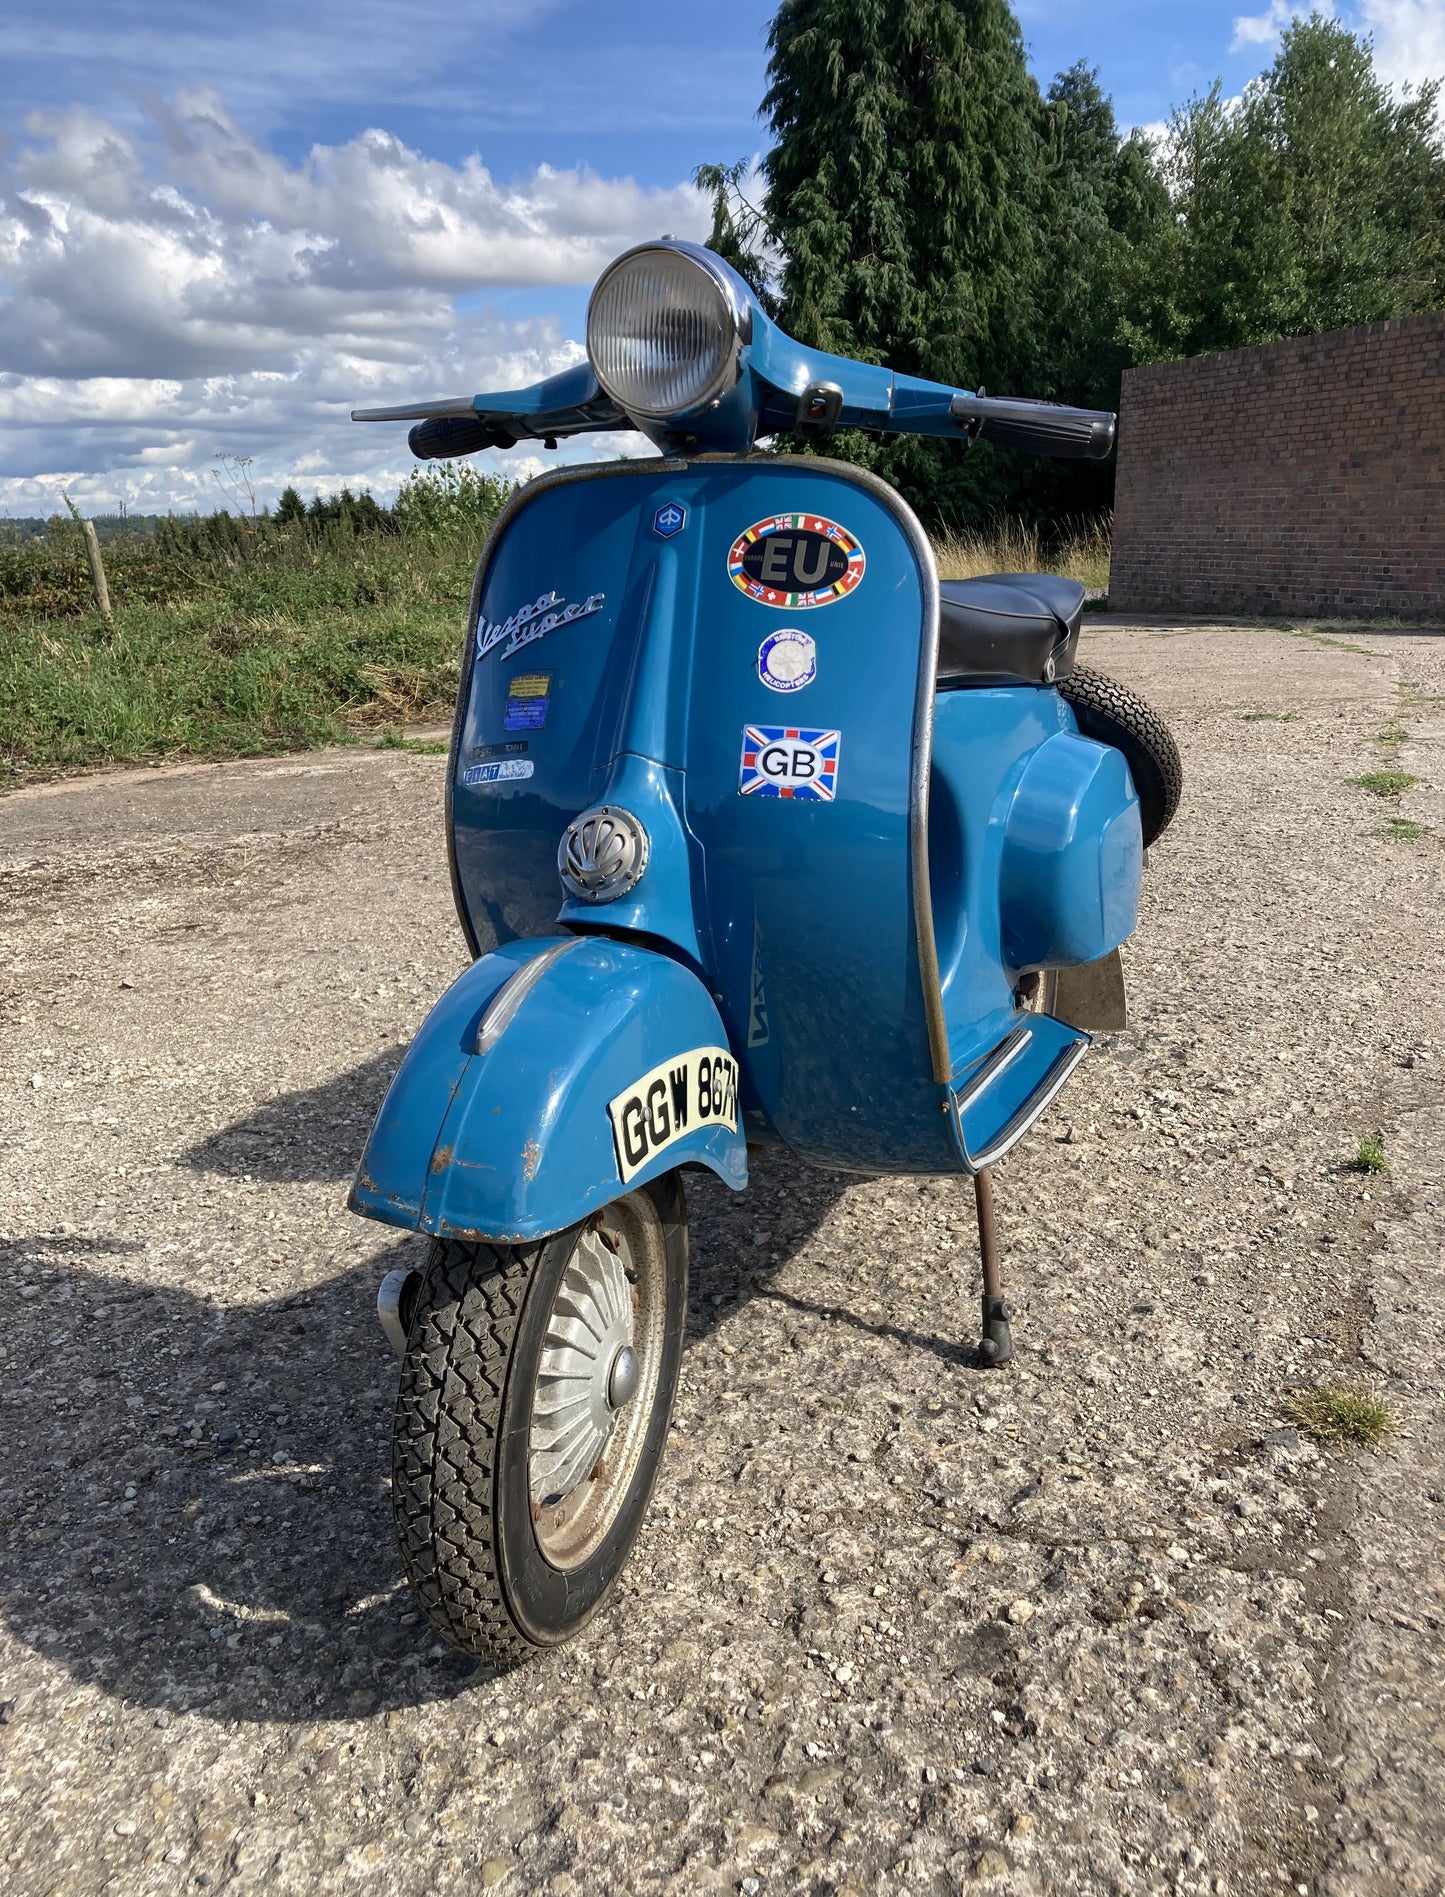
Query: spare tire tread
[{"left": 1058, "top": 666, "right": 1183, "bottom": 845}]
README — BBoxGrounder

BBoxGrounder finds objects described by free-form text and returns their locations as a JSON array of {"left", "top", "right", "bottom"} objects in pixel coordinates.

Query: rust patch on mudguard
[
  {"left": 523, "top": 1139, "right": 542, "bottom": 1182},
  {"left": 430, "top": 1144, "right": 455, "bottom": 1175}
]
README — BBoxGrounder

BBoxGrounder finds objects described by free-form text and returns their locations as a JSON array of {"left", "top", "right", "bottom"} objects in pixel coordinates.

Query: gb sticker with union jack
[
  {"left": 738, "top": 726, "right": 842, "bottom": 801},
  {"left": 727, "top": 513, "right": 864, "bottom": 609}
]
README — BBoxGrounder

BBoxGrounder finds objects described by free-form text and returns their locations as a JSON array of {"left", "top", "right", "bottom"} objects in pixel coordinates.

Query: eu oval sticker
[{"left": 728, "top": 513, "right": 864, "bottom": 609}]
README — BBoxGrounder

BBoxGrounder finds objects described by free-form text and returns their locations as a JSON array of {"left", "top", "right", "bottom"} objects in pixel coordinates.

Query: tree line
[{"left": 699, "top": 4, "right": 1445, "bottom": 528}]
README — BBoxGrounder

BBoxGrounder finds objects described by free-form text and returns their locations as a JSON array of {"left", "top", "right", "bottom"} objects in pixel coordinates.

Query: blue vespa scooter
[{"left": 350, "top": 240, "right": 1181, "bottom": 1666}]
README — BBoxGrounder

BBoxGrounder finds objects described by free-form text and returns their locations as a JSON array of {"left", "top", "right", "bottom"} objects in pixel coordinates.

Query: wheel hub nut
[{"left": 607, "top": 1344, "right": 640, "bottom": 1410}]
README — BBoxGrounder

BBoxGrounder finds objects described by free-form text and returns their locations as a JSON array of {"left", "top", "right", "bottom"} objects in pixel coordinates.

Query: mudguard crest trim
[{"left": 349, "top": 935, "right": 747, "bottom": 1243}]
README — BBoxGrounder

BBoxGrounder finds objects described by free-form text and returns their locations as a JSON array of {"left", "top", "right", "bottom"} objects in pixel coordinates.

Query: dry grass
[{"left": 932, "top": 516, "right": 1112, "bottom": 592}]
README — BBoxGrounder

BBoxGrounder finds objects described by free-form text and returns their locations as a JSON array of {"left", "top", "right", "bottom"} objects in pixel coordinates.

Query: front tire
[{"left": 391, "top": 1172, "right": 688, "bottom": 1667}]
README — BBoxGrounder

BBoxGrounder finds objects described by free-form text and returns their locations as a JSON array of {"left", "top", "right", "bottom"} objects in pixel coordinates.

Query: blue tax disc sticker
[{"left": 757, "top": 627, "right": 817, "bottom": 694}]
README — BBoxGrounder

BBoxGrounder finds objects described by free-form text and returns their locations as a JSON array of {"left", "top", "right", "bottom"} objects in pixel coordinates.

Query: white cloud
[
  {"left": 1230, "top": 2, "right": 1326, "bottom": 53},
  {"left": 0, "top": 93, "right": 706, "bottom": 513},
  {"left": 1358, "top": 0, "right": 1445, "bottom": 93},
  {"left": 1231, "top": 0, "right": 1444, "bottom": 96}
]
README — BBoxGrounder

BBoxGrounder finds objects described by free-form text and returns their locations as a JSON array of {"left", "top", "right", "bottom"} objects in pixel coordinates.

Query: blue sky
[{"left": 0, "top": 0, "right": 1439, "bottom": 511}]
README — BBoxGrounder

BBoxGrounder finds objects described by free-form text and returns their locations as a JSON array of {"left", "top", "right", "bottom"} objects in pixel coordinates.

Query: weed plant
[
  {"left": 1355, "top": 1132, "right": 1389, "bottom": 1174},
  {"left": 1283, "top": 1385, "right": 1395, "bottom": 1448},
  {"left": 1378, "top": 818, "right": 1431, "bottom": 841},
  {"left": 1348, "top": 770, "right": 1423, "bottom": 796}
]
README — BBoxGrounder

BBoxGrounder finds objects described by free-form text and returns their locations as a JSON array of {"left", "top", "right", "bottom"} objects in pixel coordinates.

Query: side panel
[
  {"left": 998, "top": 734, "right": 1143, "bottom": 969},
  {"left": 928, "top": 685, "right": 1075, "bottom": 1076},
  {"left": 351, "top": 937, "right": 747, "bottom": 1245}
]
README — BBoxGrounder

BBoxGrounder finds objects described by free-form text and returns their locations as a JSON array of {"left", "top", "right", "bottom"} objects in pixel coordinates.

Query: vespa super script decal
[
  {"left": 608, "top": 1046, "right": 739, "bottom": 1185},
  {"left": 739, "top": 726, "right": 841, "bottom": 801},
  {"left": 476, "top": 589, "right": 604, "bottom": 663},
  {"left": 728, "top": 513, "right": 864, "bottom": 609}
]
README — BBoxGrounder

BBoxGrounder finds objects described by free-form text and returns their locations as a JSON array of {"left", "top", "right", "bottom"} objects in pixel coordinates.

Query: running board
[{"left": 945, "top": 1016, "right": 1090, "bottom": 1173}]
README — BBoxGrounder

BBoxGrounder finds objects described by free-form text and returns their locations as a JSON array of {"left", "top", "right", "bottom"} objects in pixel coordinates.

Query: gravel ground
[{"left": 2, "top": 617, "right": 1443, "bottom": 1897}]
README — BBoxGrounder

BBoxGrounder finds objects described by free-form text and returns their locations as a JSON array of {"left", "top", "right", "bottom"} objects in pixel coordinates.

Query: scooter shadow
[
  {"left": 175, "top": 1054, "right": 945, "bottom": 1366},
  {"left": 2, "top": 1171, "right": 864, "bottom": 1725},
  {"left": 177, "top": 1048, "right": 404, "bottom": 1183},
  {"left": 0, "top": 1070, "right": 975, "bottom": 1724},
  {"left": 0, "top": 1236, "right": 490, "bottom": 1725}
]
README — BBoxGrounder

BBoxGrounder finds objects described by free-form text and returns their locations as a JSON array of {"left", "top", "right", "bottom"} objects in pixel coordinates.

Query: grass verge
[
  {"left": 1, "top": 483, "right": 495, "bottom": 788},
  {"left": 3, "top": 498, "right": 1111, "bottom": 789},
  {"left": 1, "top": 592, "right": 469, "bottom": 786}
]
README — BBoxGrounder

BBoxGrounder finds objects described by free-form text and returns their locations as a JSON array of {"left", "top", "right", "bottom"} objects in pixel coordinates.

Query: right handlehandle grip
[{"left": 951, "top": 394, "right": 1117, "bottom": 461}]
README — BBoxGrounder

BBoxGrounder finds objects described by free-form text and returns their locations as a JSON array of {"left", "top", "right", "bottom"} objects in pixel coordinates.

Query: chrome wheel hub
[
  {"left": 528, "top": 1197, "right": 668, "bottom": 1571},
  {"left": 607, "top": 1343, "right": 640, "bottom": 1410},
  {"left": 530, "top": 1229, "right": 634, "bottom": 1505}
]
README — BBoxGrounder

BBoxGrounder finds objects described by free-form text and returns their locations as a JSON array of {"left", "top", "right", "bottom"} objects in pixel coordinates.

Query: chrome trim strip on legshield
[
  {"left": 898, "top": 487, "right": 948, "bottom": 1084},
  {"left": 954, "top": 1024, "right": 1034, "bottom": 1108},
  {"left": 475, "top": 937, "right": 580, "bottom": 1054}
]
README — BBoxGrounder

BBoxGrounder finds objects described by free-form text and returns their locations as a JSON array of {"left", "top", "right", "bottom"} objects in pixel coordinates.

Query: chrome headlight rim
[{"left": 585, "top": 239, "right": 752, "bottom": 424}]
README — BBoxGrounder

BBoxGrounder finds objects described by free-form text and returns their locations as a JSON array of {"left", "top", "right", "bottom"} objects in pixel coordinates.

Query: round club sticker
[
  {"left": 757, "top": 628, "right": 817, "bottom": 693},
  {"left": 728, "top": 513, "right": 865, "bottom": 609}
]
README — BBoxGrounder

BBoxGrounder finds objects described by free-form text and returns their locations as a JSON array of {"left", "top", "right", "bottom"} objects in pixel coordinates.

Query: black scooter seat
[{"left": 936, "top": 571, "right": 1085, "bottom": 685}]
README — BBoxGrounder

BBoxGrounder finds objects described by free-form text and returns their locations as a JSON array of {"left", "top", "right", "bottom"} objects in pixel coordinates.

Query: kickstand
[{"left": 974, "top": 1169, "right": 1013, "bottom": 1367}]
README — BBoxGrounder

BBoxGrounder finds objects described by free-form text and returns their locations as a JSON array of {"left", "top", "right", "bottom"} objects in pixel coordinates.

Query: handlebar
[
  {"left": 949, "top": 394, "right": 1116, "bottom": 461},
  {"left": 353, "top": 369, "right": 1116, "bottom": 466}
]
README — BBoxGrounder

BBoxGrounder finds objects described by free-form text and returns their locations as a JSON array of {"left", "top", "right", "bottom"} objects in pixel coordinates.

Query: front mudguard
[{"left": 349, "top": 935, "right": 748, "bottom": 1245}]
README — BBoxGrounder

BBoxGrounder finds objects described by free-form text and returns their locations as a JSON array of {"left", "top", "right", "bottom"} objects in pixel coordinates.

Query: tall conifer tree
[
  {"left": 762, "top": 0, "right": 1042, "bottom": 394},
  {"left": 757, "top": 0, "right": 1121, "bottom": 525}
]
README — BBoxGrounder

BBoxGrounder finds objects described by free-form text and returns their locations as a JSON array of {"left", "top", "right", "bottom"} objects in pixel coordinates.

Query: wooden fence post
[{"left": 61, "top": 491, "right": 112, "bottom": 621}]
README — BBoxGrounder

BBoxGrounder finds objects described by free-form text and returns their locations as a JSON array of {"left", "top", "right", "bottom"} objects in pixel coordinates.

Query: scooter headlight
[{"left": 586, "top": 242, "right": 749, "bottom": 423}]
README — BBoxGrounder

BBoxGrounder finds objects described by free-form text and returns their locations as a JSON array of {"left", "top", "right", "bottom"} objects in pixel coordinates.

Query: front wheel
[{"left": 391, "top": 1173, "right": 688, "bottom": 1667}]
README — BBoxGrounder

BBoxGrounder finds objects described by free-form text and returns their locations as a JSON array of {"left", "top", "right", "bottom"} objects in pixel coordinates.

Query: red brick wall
[{"left": 1110, "top": 314, "right": 1445, "bottom": 619}]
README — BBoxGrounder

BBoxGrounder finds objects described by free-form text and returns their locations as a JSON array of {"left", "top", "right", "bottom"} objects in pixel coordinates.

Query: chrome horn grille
[{"left": 558, "top": 805, "right": 649, "bottom": 903}]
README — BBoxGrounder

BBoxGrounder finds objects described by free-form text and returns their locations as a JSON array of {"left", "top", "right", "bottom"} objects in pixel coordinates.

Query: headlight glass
[{"left": 587, "top": 246, "right": 741, "bottom": 421}]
